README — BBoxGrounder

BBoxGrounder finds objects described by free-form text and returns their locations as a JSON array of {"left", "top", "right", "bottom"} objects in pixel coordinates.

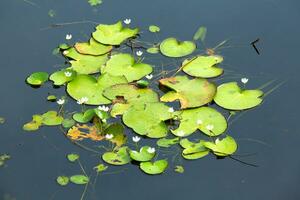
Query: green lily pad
[
  {"left": 129, "top": 146, "right": 156, "bottom": 162},
  {"left": 214, "top": 82, "right": 263, "bottom": 110},
  {"left": 47, "top": 95, "right": 57, "bottom": 101},
  {"left": 102, "top": 53, "right": 153, "bottom": 82},
  {"left": 56, "top": 176, "right": 69, "bottom": 186},
  {"left": 69, "top": 175, "right": 89, "bottom": 185},
  {"left": 149, "top": 25, "right": 160, "bottom": 33},
  {"left": 49, "top": 69, "right": 76, "bottom": 86},
  {"left": 92, "top": 21, "right": 139, "bottom": 45},
  {"left": 73, "top": 109, "right": 95, "bottom": 123},
  {"left": 67, "top": 73, "right": 127, "bottom": 105},
  {"left": 62, "top": 118, "right": 76, "bottom": 128},
  {"left": 63, "top": 47, "right": 108, "bottom": 74},
  {"left": 172, "top": 107, "right": 227, "bottom": 137},
  {"left": 146, "top": 47, "right": 160, "bottom": 54},
  {"left": 26, "top": 72, "right": 49, "bottom": 86},
  {"left": 179, "top": 139, "right": 209, "bottom": 160},
  {"left": 23, "top": 115, "right": 43, "bottom": 131},
  {"left": 159, "top": 76, "right": 216, "bottom": 109},
  {"left": 122, "top": 103, "right": 174, "bottom": 138},
  {"left": 103, "top": 123, "right": 127, "bottom": 147},
  {"left": 41, "top": 111, "right": 64, "bottom": 126},
  {"left": 156, "top": 137, "right": 179, "bottom": 148},
  {"left": 94, "top": 163, "right": 108, "bottom": 173},
  {"left": 67, "top": 153, "right": 79, "bottom": 162},
  {"left": 74, "top": 38, "right": 112, "bottom": 56},
  {"left": 203, "top": 135, "right": 237, "bottom": 156},
  {"left": 102, "top": 146, "right": 130, "bottom": 165},
  {"left": 140, "top": 160, "right": 168, "bottom": 175},
  {"left": 160, "top": 38, "right": 196, "bottom": 58},
  {"left": 174, "top": 165, "right": 184, "bottom": 173},
  {"left": 182, "top": 55, "right": 224, "bottom": 78}
]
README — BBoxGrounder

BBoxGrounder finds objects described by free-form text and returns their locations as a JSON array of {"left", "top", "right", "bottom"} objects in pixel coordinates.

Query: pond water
[{"left": 1, "top": 0, "right": 300, "bottom": 199}]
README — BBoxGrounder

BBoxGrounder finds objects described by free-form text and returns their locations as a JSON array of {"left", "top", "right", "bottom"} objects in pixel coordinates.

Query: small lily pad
[
  {"left": 159, "top": 76, "right": 216, "bottom": 109},
  {"left": 49, "top": 69, "right": 76, "bottom": 86},
  {"left": 156, "top": 137, "right": 179, "bottom": 148},
  {"left": 149, "top": 25, "right": 160, "bottom": 33},
  {"left": 102, "top": 53, "right": 153, "bottom": 82},
  {"left": 146, "top": 47, "right": 160, "bottom": 54},
  {"left": 179, "top": 139, "right": 209, "bottom": 160},
  {"left": 26, "top": 72, "right": 49, "bottom": 86},
  {"left": 47, "top": 95, "right": 57, "bottom": 101},
  {"left": 102, "top": 146, "right": 130, "bottom": 165},
  {"left": 214, "top": 82, "right": 263, "bottom": 110},
  {"left": 62, "top": 118, "right": 76, "bottom": 128},
  {"left": 140, "top": 160, "right": 168, "bottom": 175},
  {"left": 41, "top": 111, "right": 64, "bottom": 126},
  {"left": 160, "top": 38, "right": 196, "bottom": 58},
  {"left": 70, "top": 175, "right": 89, "bottom": 185},
  {"left": 174, "top": 165, "right": 184, "bottom": 173},
  {"left": 203, "top": 135, "right": 237, "bottom": 156},
  {"left": 74, "top": 38, "right": 112, "bottom": 56},
  {"left": 92, "top": 21, "right": 139, "bottom": 45},
  {"left": 67, "top": 153, "right": 79, "bottom": 162},
  {"left": 182, "top": 55, "right": 223, "bottom": 78},
  {"left": 172, "top": 107, "right": 227, "bottom": 137},
  {"left": 94, "top": 163, "right": 108, "bottom": 173},
  {"left": 129, "top": 146, "right": 156, "bottom": 162},
  {"left": 56, "top": 176, "right": 69, "bottom": 186},
  {"left": 73, "top": 109, "right": 95, "bottom": 123}
]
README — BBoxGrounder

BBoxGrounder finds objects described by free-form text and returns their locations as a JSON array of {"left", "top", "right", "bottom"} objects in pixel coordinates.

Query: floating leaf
[
  {"left": 0, "top": 154, "right": 10, "bottom": 167},
  {"left": 26, "top": 72, "right": 49, "bottom": 86},
  {"left": 62, "top": 118, "right": 76, "bottom": 128},
  {"left": 182, "top": 55, "right": 223, "bottom": 78},
  {"left": 193, "top": 26, "right": 207, "bottom": 41},
  {"left": 103, "top": 123, "right": 127, "bottom": 147},
  {"left": 156, "top": 137, "right": 179, "bottom": 148},
  {"left": 102, "top": 146, "right": 130, "bottom": 165},
  {"left": 179, "top": 139, "right": 209, "bottom": 160},
  {"left": 146, "top": 47, "right": 160, "bottom": 54},
  {"left": 149, "top": 25, "right": 160, "bottom": 33},
  {"left": 74, "top": 38, "right": 112, "bottom": 56},
  {"left": 172, "top": 107, "right": 227, "bottom": 137},
  {"left": 49, "top": 69, "right": 76, "bottom": 86},
  {"left": 70, "top": 175, "right": 89, "bottom": 185},
  {"left": 67, "top": 153, "right": 79, "bottom": 162},
  {"left": 129, "top": 146, "right": 155, "bottom": 162},
  {"left": 47, "top": 95, "right": 57, "bottom": 101},
  {"left": 159, "top": 76, "right": 216, "bottom": 109},
  {"left": 140, "top": 160, "right": 168, "bottom": 175},
  {"left": 122, "top": 103, "right": 174, "bottom": 138},
  {"left": 203, "top": 135, "right": 237, "bottom": 156},
  {"left": 88, "top": 0, "right": 102, "bottom": 6},
  {"left": 174, "top": 165, "right": 184, "bottom": 173},
  {"left": 73, "top": 109, "right": 95, "bottom": 123},
  {"left": 92, "top": 21, "right": 139, "bottom": 45},
  {"left": 63, "top": 47, "right": 108, "bottom": 74},
  {"left": 94, "top": 163, "right": 108, "bottom": 173},
  {"left": 160, "top": 38, "right": 196, "bottom": 58},
  {"left": 102, "top": 53, "right": 152, "bottom": 82},
  {"left": 56, "top": 176, "right": 69, "bottom": 186},
  {"left": 214, "top": 82, "right": 263, "bottom": 110},
  {"left": 41, "top": 111, "right": 63, "bottom": 126},
  {"left": 67, "top": 74, "right": 127, "bottom": 105},
  {"left": 23, "top": 115, "right": 43, "bottom": 131}
]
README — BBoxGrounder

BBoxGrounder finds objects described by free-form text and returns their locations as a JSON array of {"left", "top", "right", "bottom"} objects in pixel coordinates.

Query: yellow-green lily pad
[
  {"left": 69, "top": 175, "right": 89, "bottom": 185},
  {"left": 102, "top": 146, "right": 130, "bottom": 165},
  {"left": 203, "top": 135, "right": 237, "bottom": 156},
  {"left": 129, "top": 146, "right": 156, "bottom": 162},
  {"left": 74, "top": 38, "right": 112, "bottom": 56},
  {"left": 26, "top": 72, "right": 49, "bottom": 86},
  {"left": 179, "top": 138, "right": 209, "bottom": 160},
  {"left": 140, "top": 160, "right": 168, "bottom": 175},
  {"left": 160, "top": 38, "right": 196, "bottom": 58},
  {"left": 49, "top": 69, "right": 76, "bottom": 86}
]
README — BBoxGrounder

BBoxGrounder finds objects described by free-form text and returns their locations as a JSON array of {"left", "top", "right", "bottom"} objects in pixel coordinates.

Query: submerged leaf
[
  {"left": 193, "top": 26, "right": 207, "bottom": 41},
  {"left": 160, "top": 38, "right": 196, "bottom": 58}
]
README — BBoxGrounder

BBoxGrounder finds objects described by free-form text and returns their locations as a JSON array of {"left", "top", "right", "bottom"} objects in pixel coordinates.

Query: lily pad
[
  {"left": 70, "top": 175, "right": 89, "bottom": 185},
  {"left": 41, "top": 111, "right": 64, "bottom": 126},
  {"left": 63, "top": 47, "right": 108, "bottom": 74},
  {"left": 159, "top": 76, "right": 216, "bottom": 109},
  {"left": 74, "top": 38, "right": 112, "bottom": 56},
  {"left": 129, "top": 146, "right": 156, "bottom": 162},
  {"left": 172, "top": 107, "right": 227, "bottom": 137},
  {"left": 67, "top": 153, "right": 79, "bottom": 162},
  {"left": 23, "top": 115, "right": 43, "bottom": 131},
  {"left": 182, "top": 55, "right": 224, "bottom": 78},
  {"left": 94, "top": 163, "right": 108, "bottom": 173},
  {"left": 49, "top": 69, "right": 76, "bottom": 86},
  {"left": 179, "top": 139, "right": 209, "bottom": 160},
  {"left": 203, "top": 135, "right": 237, "bottom": 156},
  {"left": 214, "top": 82, "right": 263, "bottom": 110},
  {"left": 26, "top": 72, "right": 49, "bottom": 86},
  {"left": 160, "top": 38, "right": 196, "bottom": 58},
  {"left": 56, "top": 176, "right": 69, "bottom": 186},
  {"left": 67, "top": 73, "right": 127, "bottom": 105},
  {"left": 140, "top": 160, "right": 168, "bottom": 175},
  {"left": 149, "top": 25, "right": 160, "bottom": 33},
  {"left": 92, "top": 21, "right": 139, "bottom": 45},
  {"left": 102, "top": 53, "right": 153, "bottom": 82},
  {"left": 62, "top": 118, "right": 76, "bottom": 128},
  {"left": 103, "top": 123, "right": 127, "bottom": 147},
  {"left": 73, "top": 109, "right": 95, "bottom": 123},
  {"left": 193, "top": 26, "right": 207, "bottom": 41},
  {"left": 146, "top": 47, "right": 160, "bottom": 54},
  {"left": 122, "top": 103, "right": 174, "bottom": 138},
  {"left": 156, "top": 137, "right": 179, "bottom": 148},
  {"left": 102, "top": 146, "right": 130, "bottom": 165}
]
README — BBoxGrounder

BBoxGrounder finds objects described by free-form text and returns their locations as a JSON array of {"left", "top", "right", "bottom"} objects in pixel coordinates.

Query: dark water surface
[{"left": 1, "top": 0, "right": 300, "bottom": 199}]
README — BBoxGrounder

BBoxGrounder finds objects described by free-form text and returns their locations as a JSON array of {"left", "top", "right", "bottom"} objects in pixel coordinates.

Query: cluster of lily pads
[{"left": 24, "top": 20, "right": 264, "bottom": 175}]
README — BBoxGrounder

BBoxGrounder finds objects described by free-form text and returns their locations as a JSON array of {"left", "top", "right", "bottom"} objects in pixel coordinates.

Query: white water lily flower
[
  {"left": 196, "top": 119, "right": 203, "bottom": 125},
  {"left": 98, "top": 105, "right": 109, "bottom": 112},
  {"left": 63, "top": 50, "right": 69, "bottom": 55},
  {"left": 145, "top": 74, "right": 153, "bottom": 80},
  {"left": 123, "top": 18, "right": 131, "bottom": 25},
  {"left": 132, "top": 136, "right": 141, "bottom": 143},
  {"left": 105, "top": 134, "right": 114, "bottom": 140},
  {"left": 64, "top": 71, "right": 72, "bottom": 77},
  {"left": 177, "top": 130, "right": 185, "bottom": 137},
  {"left": 168, "top": 107, "right": 174, "bottom": 113},
  {"left": 56, "top": 99, "right": 65, "bottom": 105},
  {"left": 147, "top": 147, "right": 155, "bottom": 154},
  {"left": 136, "top": 50, "right": 143, "bottom": 56},
  {"left": 66, "top": 34, "right": 72, "bottom": 40},
  {"left": 77, "top": 97, "right": 89, "bottom": 105},
  {"left": 206, "top": 124, "right": 214, "bottom": 131},
  {"left": 131, "top": 150, "right": 138, "bottom": 154},
  {"left": 102, "top": 119, "right": 107, "bottom": 123},
  {"left": 241, "top": 77, "right": 249, "bottom": 84}
]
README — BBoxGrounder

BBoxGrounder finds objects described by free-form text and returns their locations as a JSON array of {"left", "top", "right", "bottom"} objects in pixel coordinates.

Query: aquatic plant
[{"left": 24, "top": 20, "right": 267, "bottom": 178}]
